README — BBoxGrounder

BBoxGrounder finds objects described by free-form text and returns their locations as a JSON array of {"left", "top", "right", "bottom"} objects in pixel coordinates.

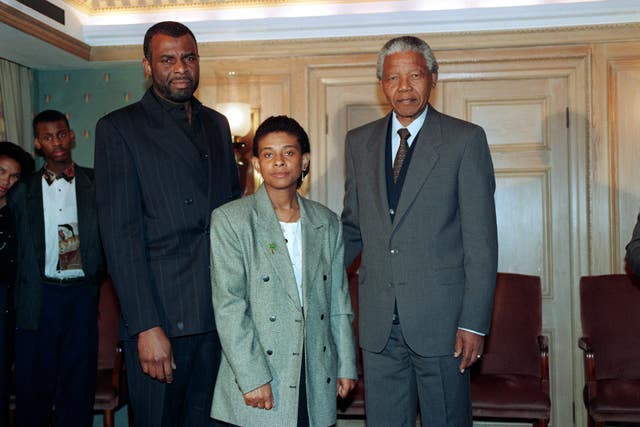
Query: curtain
[{"left": 0, "top": 59, "right": 33, "bottom": 152}]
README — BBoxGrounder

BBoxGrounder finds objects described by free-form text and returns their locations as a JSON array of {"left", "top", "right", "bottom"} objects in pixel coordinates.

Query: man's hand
[
  {"left": 243, "top": 383, "right": 274, "bottom": 410},
  {"left": 137, "top": 326, "right": 176, "bottom": 383},
  {"left": 453, "top": 329, "right": 484, "bottom": 373},
  {"left": 336, "top": 378, "right": 356, "bottom": 399}
]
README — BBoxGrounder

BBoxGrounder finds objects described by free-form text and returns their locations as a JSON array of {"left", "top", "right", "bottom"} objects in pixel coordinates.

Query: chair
[
  {"left": 94, "top": 275, "right": 129, "bottom": 427},
  {"left": 579, "top": 274, "right": 640, "bottom": 427},
  {"left": 470, "top": 272, "right": 551, "bottom": 427},
  {"left": 9, "top": 275, "right": 129, "bottom": 427},
  {"left": 337, "top": 255, "right": 366, "bottom": 418}
]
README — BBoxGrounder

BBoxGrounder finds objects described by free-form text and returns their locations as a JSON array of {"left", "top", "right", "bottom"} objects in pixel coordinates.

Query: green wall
[{"left": 35, "top": 64, "right": 148, "bottom": 167}]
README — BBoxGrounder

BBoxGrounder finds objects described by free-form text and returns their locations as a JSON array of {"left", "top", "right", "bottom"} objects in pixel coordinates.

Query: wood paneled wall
[{"left": 90, "top": 24, "right": 640, "bottom": 426}]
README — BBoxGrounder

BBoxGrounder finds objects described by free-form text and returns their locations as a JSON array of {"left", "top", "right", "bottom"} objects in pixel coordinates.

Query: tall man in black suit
[
  {"left": 341, "top": 36, "right": 498, "bottom": 426},
  {"left": 10, "top": 110, "right": 105, "bottom": 427},
  {"left": 95, "top": 21, "right": 240, "bottom": 426}
]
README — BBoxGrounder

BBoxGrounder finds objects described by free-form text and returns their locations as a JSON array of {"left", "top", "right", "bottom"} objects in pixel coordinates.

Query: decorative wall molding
[
  {"left": 0, "top": 2, "right": 90, "bottom": 60},
  {"left": 91, "top": 23, "right": 640, "bottom": 63}
]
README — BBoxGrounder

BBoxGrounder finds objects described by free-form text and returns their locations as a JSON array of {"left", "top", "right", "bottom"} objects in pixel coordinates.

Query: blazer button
[
  {"left": 326, "top": 377, "right": 331, "bottom": 384},
  {"left": 323, "top": 345, "right": 326, "bottom": 352},
  {"left": 184, "top": 198, "right": 193, "bottom": 205},
  {"left": 266, "top": 350, "right": 273, "bottom": 356},
  {"left": 390, "top": 249, "right": 398, "bottom": 255},
  {"left": 262, "top": 275, "right": 270, "bottom": 282},
  {"left": 320, "top": 314, "right": 324, "bottom": 320},
  {"left": 269, "top": 316, "right": 276, "bottom": 322},
  {"left": 323, "top": 274, "right": 327, "bottom": 281}
]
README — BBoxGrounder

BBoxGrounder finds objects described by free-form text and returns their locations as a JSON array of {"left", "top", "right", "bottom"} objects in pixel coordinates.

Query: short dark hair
[
  {"left": 253, "top": 115, "right": 310, "bottom": 189},
  {"left": 0, "top": 141, "right": 35, "bottom": 177},
  {"left": 32, "top": 110, "right": 69, "bottom": 137},
  {"left": 143, "top": 21, "right": 197, "bottom": 60},
  {"left": 377, "top": 36, "right": 439, "bottom": 80}
]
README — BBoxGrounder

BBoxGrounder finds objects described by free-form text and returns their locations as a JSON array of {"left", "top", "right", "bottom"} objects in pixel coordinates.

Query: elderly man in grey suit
[{"left": 341, "top": 36, "right": 498, "bottom": 426}]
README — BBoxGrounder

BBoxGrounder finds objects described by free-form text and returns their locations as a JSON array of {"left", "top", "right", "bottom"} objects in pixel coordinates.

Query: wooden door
[{"left": 445, "top": 75, "right": 572, "bottom": 427}]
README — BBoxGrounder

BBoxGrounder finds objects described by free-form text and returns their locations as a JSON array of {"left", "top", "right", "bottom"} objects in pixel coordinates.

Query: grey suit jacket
[
  {"left": 342, "top": 107, "right": 498, "bottom": 356},
  {"left": 95, "top": 89, "right": 241, "bottom": 339},
  {"left": 210, "top": 186, "right": 357, "bottom": 427},
  {"left": 9, "top": 165, "right": 105, "bottom": 330}
]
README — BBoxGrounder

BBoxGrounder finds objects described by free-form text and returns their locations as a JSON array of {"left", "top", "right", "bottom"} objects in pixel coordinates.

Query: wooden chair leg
[
  {"left": 127, "top": 404, "right": 133, "bottom": 426},
  {"left": 587, "top": 413, "right": 605, "bottom": 427},
  {"left": 103, "top": 409, "right": 114, "bottom": 427}
]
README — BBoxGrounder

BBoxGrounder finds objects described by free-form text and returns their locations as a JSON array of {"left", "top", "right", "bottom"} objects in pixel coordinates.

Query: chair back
[
  {"left": 474, "top": 272, "right": 542, "bottom": 377},
  {"left": 97, "top": 275, "right": 121, "bottom": 370},
  {"left": 580, "top": 274, "right": 640, "bottom": 379}
]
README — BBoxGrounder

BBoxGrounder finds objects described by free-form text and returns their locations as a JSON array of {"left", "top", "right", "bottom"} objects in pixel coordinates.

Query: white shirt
[
  {"left": 390, "top": 107, "right": 428, "bottom": 166},
  {"left": 280, "top": 220, "right": 303, "bottom": 306},
  {"left": 42, "top": 175, "right": 84, "bottom": 279}
]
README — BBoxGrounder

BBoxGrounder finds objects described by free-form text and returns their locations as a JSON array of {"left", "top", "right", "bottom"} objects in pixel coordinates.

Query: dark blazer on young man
[
  {"left": 10, "top": 165, "right": 105, "bottom": 426},
  {"left": 341, "top": 106, "right": 498, "bottom": 426},
  {"left": 11, "top": 166, "right": 104, "bottom": 329},
  {"left": 94, "top": 88, "right": 241, "bottom": 426}
]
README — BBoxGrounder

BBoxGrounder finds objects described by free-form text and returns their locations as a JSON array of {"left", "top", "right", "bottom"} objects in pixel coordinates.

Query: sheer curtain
[{"left": 0, "top": 59, "right": 33, "bottom": 152}]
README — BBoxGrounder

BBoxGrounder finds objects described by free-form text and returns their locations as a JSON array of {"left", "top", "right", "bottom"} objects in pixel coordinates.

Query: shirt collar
[
  {"left": 151, "top": 89, "right": 201, "bottom": 115},
  {"left": 392, "top": 106, "right": 429, "bottom": 144}
]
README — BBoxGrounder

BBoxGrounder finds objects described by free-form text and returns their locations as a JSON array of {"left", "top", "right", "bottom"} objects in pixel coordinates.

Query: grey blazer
[
  {"left": 342, "top": 106, "right": 498, "bottom": 356},
  {"left": 210, "top": 186, "right": 357, "bottom": 427}
]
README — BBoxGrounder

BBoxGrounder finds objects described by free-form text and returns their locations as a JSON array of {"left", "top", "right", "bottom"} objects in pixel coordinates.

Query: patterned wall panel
[{"left": 36, "top": 64, "right": 147, "bottom": 167}]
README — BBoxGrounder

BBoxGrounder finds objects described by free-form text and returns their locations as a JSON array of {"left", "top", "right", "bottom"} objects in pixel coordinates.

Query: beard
[{"left": 154, "top": 75, "right": 199, "bottom": 103}]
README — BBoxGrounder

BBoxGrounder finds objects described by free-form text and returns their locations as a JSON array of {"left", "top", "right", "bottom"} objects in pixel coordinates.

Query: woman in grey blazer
[{"left": 209, "top": 116, "right": 357, "bottom": 426}]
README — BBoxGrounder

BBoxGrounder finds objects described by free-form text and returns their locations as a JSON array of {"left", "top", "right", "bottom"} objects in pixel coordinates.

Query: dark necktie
[{"left": 393, "top": 128, "right": 411, "bottom": 183}]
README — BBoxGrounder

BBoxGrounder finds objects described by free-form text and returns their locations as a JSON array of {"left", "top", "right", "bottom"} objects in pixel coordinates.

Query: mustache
[{"left": 169, "top": 76, "right": 193, "bottom": 84}]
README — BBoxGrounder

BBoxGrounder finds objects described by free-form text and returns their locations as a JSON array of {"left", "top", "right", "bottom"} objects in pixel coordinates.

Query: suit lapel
[
  {"left": 299, "top": 197, "right": 324, "bottom": 306},
  {"left": 367, "top": 115, "right": 393, "bottom": 231},
  {"left": 393, "top": 107, "right": 442, "bottom": 229},
  {"left": 140, "top": 90, "right": 207, "bottom": 184},
  {"left": 27, "top": 172, "right": 45, "bottom": 276},
  {"left": 74, "top": 166, "right": 94, "bottom": 272},
  {"left": 200, "top": 109, "right": 227, "bottom": 206},
  {"left": 253, "top": 187, "right": 302, "bottom": 311}
]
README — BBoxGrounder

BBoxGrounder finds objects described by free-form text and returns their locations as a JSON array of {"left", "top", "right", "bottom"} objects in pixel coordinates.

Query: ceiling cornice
[
  {"left": 0, "top": 2, "right": 90, "bottom": 60},
  {"left": 90, "top": 22, "right": 640, "bottom": 63}
]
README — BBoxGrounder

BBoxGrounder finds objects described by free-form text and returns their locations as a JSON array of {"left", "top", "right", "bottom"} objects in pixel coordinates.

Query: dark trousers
[
  {"left": 362, "top": 323, "right": 472, "bottom": 427},
  {"left": 0, "top": 283, "right": 14, "bottom": 425},
  {"left": 15, "top": 282, "right": 98, "bottom": 427},
  {"left": 124, "top": 330, "right": 224, "bottom": 427}
]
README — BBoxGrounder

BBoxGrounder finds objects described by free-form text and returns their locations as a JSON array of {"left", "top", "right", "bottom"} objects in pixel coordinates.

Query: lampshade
[{"left": 214, "top": 102, "right": 252, "bottom": 137}]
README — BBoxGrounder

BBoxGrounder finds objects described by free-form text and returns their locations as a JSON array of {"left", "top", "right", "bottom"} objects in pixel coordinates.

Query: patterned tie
[{"left": 393, "top": 128, "right": 411, "bottom": 183}]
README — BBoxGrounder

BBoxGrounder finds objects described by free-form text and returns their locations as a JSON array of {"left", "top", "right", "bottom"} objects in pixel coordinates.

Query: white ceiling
[{"left": 1, "top": 0, "right": 640, "bottom": 69}]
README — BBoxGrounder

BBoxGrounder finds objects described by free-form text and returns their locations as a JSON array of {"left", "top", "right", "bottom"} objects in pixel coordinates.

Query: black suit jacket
[
  {"left": 9, "top": 165, "right": 105, "bottom": 330},
  {"left": 94, "top": 89, "right": 241, "bottom": 339}
]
